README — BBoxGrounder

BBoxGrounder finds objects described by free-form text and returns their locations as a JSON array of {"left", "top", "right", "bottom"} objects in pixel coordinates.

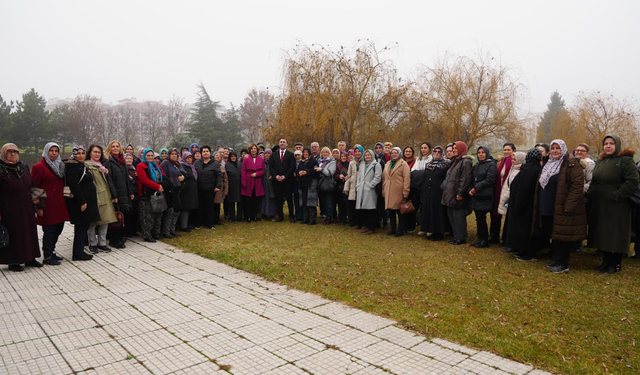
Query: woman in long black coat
[
  {"left": 509, "top": 148, "right": 543, "bottom": 261},
  {"left": 469, "top": 146, "right": 497, "bottom": 248},
  {"left": 420, "top": 146, "right": 452, "bottom": 241},
  {"left": 224, "top": 152, "right": 242, "bottom": 221},
  {"left": 105, "top": 141, "right": 132, "bottom": 249},
  {"left": 65, "top": 146, "right": 100, "bottom": 261},
  {"left": 178, "top": 151, "right": 199, "bottom": 232},
  {"left": 0, "top": 143, "right": 43, "bottom": 271}
]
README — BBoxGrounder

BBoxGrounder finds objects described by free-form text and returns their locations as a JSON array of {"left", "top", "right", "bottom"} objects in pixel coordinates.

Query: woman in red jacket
[
  {"left": 136, "top": 148, "right": 166, "bottom": 242},
  {"left": 32, "top": 142, "right": 70, "bottom": 265}
]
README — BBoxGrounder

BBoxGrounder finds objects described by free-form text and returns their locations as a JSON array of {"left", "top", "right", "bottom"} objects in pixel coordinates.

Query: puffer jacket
[
  {"left": 441, "top": 155, "right": 473, "bottom": 209},
  {"left": 532, "top": 153, "right": 587, "bottom": 242},
  {"left": 194, "top": 158, "right": 221, "bottom": 191},
  {"left": 104, "top": 156, "right": 132, "bottom": 212},
  {"left": 470, "top": 150, "right": 498, "bottom": 212}
]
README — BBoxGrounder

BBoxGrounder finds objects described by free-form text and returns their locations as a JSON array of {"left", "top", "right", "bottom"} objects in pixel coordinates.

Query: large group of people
[{"left": 1, "top": 134, "right": 638, "bottom": 274}]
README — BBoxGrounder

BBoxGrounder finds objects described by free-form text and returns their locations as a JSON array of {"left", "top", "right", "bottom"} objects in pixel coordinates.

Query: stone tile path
[{"left": 0, "top": 224, "right": 553, "bottom": 375}]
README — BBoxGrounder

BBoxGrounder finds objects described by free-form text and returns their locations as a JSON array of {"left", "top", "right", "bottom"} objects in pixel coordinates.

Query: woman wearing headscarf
[
  {"left": 356, "top": 149, "right": 382, "bottom": 234},
  {"left": 335, "top": 151, "right": 350, "bottom": 224},
  {"left": 316, "top": 147, "right": 336, "bottom": 225},
  {"left": 0, "top": 143, "right": 43, "bottom": 271},
  {"left": 105, "top": 140, "right": 133, "bottom": 249},
  {"left": 442, "top": 141, "right": 473, "bottom": 245},
  {"left": 64, "top": 146, "right": 98, "bottom": 261},
  {"left": 137, "top": 148, "right": 167, "bottom": 241},
  {"left": 31, "top": 142, "right": 70, "bottom": 265},
  {"left": 587, "top": 134, "right": 639, "bottom": 273},
  {"left": 532, "top": 139, "right": 587, "bottom": 274},
  {"left": 177, "top": 151, "right": 198, "bottom": 231},
  {"left": 159, "top": 148, "right": 169, "bottom": 161},
  {"left": 85, "top": 145, "right": 118, "bottom": 253},
  {"left": 260, "top": 148, "right": 278, "bottom": 219},
  {"left": 160, "top": 148, "right": 186, "bottom": 238},
  {"left": 344, "top": 145, "right": 364, "bottom": 229},
  {"left": 490, "top": 143, "right": 516, "bottom": 244},
  {"left": 497, "top": 151, "right": 527, "bottom": 253},
  {"left": 194, "top": 145, "right": 220, "bottom": 229},
  {"left": 190, "top": 143, "right": 200, "bottom": 156},
  {"left": 420, "top": 146, "right": 452, "bottom": 241},
  {"left": 297, "top": 148, "right": 319, "bottom": 224},
  {"left": 123, "top": 152, "right": 139, "bottom": 237},
  {"left": 509, "top": 148, "right": 543, "bottom": 261},
  {"left": 224, "top": 151, "right": 242, "bottom": 222},
  {"left": 241, "top": 144, "right": 265, "bottom": 222},
  {"left": 383, "top": 147, "right": 411, "bottom": 236},
  {"left": 468, "top": 146, "right": 497, "bottom": 248},
  {"left": 213, "top": 151, "right": 228, "bottom": 225},
  {"left": 125, "top": 144, "right": 141, "bottom": 166}
]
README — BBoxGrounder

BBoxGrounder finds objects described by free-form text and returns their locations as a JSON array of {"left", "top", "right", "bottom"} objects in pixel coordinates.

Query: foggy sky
[{"left": 1, "top": 0, "right": 638, "bottom": 114}]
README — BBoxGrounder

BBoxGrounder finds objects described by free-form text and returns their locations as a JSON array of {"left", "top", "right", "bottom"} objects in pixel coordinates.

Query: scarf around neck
[
  {"left": 42, "top": 142, "right": 65, "bottom": 179},
  {"left": 539, "top": 139, "right": 567, "bottom": 189}
]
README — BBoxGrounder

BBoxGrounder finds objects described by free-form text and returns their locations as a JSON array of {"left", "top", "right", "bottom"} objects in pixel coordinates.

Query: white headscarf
[
  {"left": 42, "top": 142, "right": 65, "bottom": 178},
  {"left": 539, "top": 139, "right": 567, "bottom": 189}
]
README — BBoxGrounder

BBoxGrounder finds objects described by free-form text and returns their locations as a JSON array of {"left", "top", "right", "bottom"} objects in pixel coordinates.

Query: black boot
[
  {"left": 593, "top": 251, "right": 610, "bottom": 272},
  {"left": 601, "top": 253, "right": 622, "bottom": 274}
]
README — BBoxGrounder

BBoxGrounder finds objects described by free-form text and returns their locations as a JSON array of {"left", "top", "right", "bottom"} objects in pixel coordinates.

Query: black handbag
[
  {"left": 318, "top": 175, "right": 337, "bottom": 193},
  {"left": 0, "top": 224, "right": 9, "bottom": 249},
  {"left": 150, "top": 192, "right": 168, "bottom": 213}
]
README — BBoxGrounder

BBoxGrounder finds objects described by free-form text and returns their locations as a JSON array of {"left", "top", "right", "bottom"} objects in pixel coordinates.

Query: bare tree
[
  {"left": 141, "top": 101, "right": 168, "bottom": 149},
  {"left": 165, "top": 95, "right": 190, "bottom": 140},
  {"left": 239, "top": 88, "right": 274, "bottom": 143},
  {"left": 68, "top": 95, "right": 105, "bottom": 148}
]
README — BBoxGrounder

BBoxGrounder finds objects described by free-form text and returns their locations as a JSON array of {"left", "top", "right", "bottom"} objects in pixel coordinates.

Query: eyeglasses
[
  {"left": 433, "top": 150, "right": 442, "bottom": 154},
  {"left": 7, "top": 150, "right": 19, "bottom": 155},
  {"left": 575, "top": 149, "right": 587, "bottom": 153}
]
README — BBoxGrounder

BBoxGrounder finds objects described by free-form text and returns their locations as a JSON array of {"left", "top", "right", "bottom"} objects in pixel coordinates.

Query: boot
[
  {"left": 593, "top": 251, "right": 610, "bottom": 272},
  {"left": 601, "top": 253, "right": 622, "bottom": 274}
]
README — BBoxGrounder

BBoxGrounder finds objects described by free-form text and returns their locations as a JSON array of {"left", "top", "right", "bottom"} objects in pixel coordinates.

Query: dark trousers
[
  {"left": 123, "top": 211, "right": 138, "bottom": 237},
  {"left": 243, "top": 192, "right": 260, "bottom": 220},
  {"left": 336, "top": 193, "right": 347, "bottom": 223},
  {"left": 275, "top": 182, "right": 294, "bottom": 219},
  {"left": 226, "top": 201, "right": 241, "bottom": 221},
  {"left": 42, "top": 222, "right": 65, "bottom": 259},
  {"left": 107, "top": 226, "right": 124, "bottom": 246},
  {"left": 387, "top": 209, "right": 406, "bottom": 234},
  {"left": 541, "top": 215, "right": 579, "bottom": 267},
  {"left": 474, "top": 210, "right": 490, "bottom": 240},
  {"left": 319, "top": 192, "right": 327, "bottom": 217},
  {"left": 197, "top": 189, "right": 216, "bottom": 227},
  {"left": 405, "top": 188, "right": 420, "bottom": 231},
  {"left": 377, "top": 195, "right": 388, "bottom": 227},
  {"left": 294, "top": 193, "right": 303, "bottom": 220},
  {"left": 490, "top": 213, "right": 503, "bottom": 241},
  {"left": 363, "top": 209, "right": 378, "bottom": 231},
  {"left": 72, "top": 223, "right": 90, "bottom": 257},
  {"left": 447, "top": 207, "right": 468, "bottom": 241},
  {"left": 323, "top": 193, "right": 335, "bottom": 218},
  {"left": 213, "top": 203, "right": 222, "bottom": 224},
  {"left": 348, "top": 200, "right": 362, "bottom": 227}
]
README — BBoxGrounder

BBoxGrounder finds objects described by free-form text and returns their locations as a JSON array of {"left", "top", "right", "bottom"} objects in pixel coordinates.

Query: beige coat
[
  {"left": 344, "top": 160, "right": 363, "bottom": 201},
  {"left": 382, "top": 158, "right": 411, "bottom": 210},
  {"left": 497, "top": 166, "right": 520, "bottom": 215},
  {"left": 214, "top": 164, "right": 229, "bottom": 204}
]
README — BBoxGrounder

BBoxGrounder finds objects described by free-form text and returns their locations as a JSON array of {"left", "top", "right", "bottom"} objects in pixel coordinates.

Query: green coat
[
  {"left": 587, "top": 134, "right": 639, "bottom": 254},
  {"left": 85, "top": 161, "right": 118, "bottom": 225}
]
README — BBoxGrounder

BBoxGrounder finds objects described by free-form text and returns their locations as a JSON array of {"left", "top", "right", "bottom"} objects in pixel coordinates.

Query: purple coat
[{"left": 241, "top": 156, "right": 265, "bottom": 197}]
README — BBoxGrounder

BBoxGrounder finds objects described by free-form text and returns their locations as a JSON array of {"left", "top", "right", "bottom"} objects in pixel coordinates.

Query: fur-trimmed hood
[{"left": 599, "top": 149, "right": 635, "bottom": 160}]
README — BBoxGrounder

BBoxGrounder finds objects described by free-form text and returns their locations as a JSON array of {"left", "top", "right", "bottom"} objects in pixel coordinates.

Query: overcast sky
[{"left": 1, "top": 0, "right": 638, "bottom": 114}]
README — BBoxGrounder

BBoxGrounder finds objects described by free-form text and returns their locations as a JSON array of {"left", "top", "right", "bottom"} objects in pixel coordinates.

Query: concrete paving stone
[
  {"left": 431, "top": 338, "right": 480, "bottom": 356},
  {"left": 14, "top": 286, "right": 65, "bottom": 299},
  {"left": 526, "top": 370, "right": 554, "bottom": 375},
  {"left": 133, "top": 298, "right": 184, "bottom": 315},
  {"left": 241, "top": 300, "right": 297, "bottom": 320},
  {"left": 295, "top": 349, "right": 368, "bottom": 375},
  {"left": 137, "top": 343, "right": 208, "bottom": 375},
  {"left": 102, "top": 316, "right": 163, "bottom": 339},
  {"left": 219, "top": 346, "right": 287, "bottom": 374},
  {"left": 134, "top": 273, "right": 181, "bottom": 288},
  {"left": 0, "top": 337, "right": 59, "bottom": 365},
  {"left": 372, "top": 325, "right": 425, "bottom": 348},
  {"left": 271, "top": 340, "right": 322, "bottom": 362},
  {"left": 162, "top": 265, "right": 201, "bottom": 276},
  {"left": 63, "top": 340, "right": 131, "bottom": 373},
  {"left": 0, "top": 290, "right": 22, "bottom": 304},
  {"left": 103, "top": 282, "right": 150, "bottom": 295},
  {"left": 353, "top": 365, "right": 396, "bottom": 374},
  {"left": 117, "top": 261, "right": 157, "bottom": 273},
  {"left": 302, "top": 321, "right": 352, "bottom": 341},
  {"left": 383, "top": 350, "right": 454, "bottom": 375},
  {"left": 275, "top": 289, "right": 332, "bottom": 309},
  {"left": 457, "top": 358, "right": 511, "bottom": 375},
  {"left": 260, "top": 335, "right": 300, "bottom": 352},
  {"left": 0, "top": 310, "right": 38, "bottom": 329},
  {"left": 289, "top": 333, "right": 328, "bottom": 351},
  {"left": 20, "top": 293, "right": 76, "bottom": 311},
  {"left": 189, "top": 299, "right": 242, "bottom": 317},
  {"left": 234, "top": 319, "right": 296, "bottom": 345},
  {"left": 120, "top": 328, "right": 185, "bottom": 356},
  {"left": 0, "top": 323, "right": 47, "bottom": 346},
  {"left": 50, "top": 327, "right": 114, "bottom": 352},
  {"left": 223, "top": 291, "right": 264, "bottom": 306},
  {"left": 40, "top": 314, "right": 97, "bottom": 336},
  {"left": 352, "top": 340, "right": 407, "bottom": 366},
  {"left": 76, "top": 359, "right": 152, "bottom": 375},
  {"left": 206, "top": 284, "right": 248, "bottom": 299},
  {"left": 260, "top": 363, "right": 309, "bottom": 375},
  {"left": 92, "top": 305, "right": 145, "bottom": 325},
  {"left": 2, "top": 353, "right": 74, "bottom": 375},
  {"left": 210, "top": 308, "right": 263, "bottom": 330},
  {"left": 148, "top": 307, "right": 201, "bottom": 327},
  {"left": 338, "top": 332, "right": 384, "bottom": 353},
  {"left": 170, "top": 290, "right": 215, "bottom": 306},
  {"left": 270, "top": 310, "right": 330, "bottom": 332},
  {"left": 77, "top": 295, "right": 131, "bottom": 313},
  {"left": 168, "top": 361, "right": 226, "bottom": 374},
  {"left": 164, "top": 318, "right": 226, "bottom": 342},
  {"left": 411, "top": 341, "right": 469, "bottom": 366},
  {"left": 189, "top": 331, "right": 255, "bottom": 358},
  {"left": 470, "top": 351, "right": 534, "bottom": 375},
  {"left": 118, "top": 289, "right": 165, "bottom": 304},
  {"left": 66, "top": 288, "right": 115, "bottom": 302},
  {"left": 198, "top": 274, "right": 242, "bottom": 286},
  {"left": 155, "top": 283, "right": 203, "bottom": 297},
  {"left": 310, "top": 301, "right": 362, "bottom": 321},
  {"left": 339, "top": 310, "right": 396, "bottom": 333},
  {"left": 0, "top": 300, "right": 28, "bottom": 314}
]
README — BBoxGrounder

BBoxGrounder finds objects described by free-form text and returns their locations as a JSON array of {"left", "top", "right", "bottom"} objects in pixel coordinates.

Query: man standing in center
[{"left": 270, "top": 138, "right": 296, "bottom": 222}]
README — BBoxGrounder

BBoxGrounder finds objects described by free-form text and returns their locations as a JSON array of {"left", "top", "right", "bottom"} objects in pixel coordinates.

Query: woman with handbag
[
  {"left": 64, "top": 146, "right": 97, "bottom": 261},
  {"left": 160, "top": 148, "right": 185, "bottom": 238},
  {"left": 32, "top": 142, "right": 70, "bottom": 265},
  {"left": 177, "top": 151, "right": 199, "bottom": 231},
  {"left": 382, "top": 147, "right": 411, "bottom": 237},
  {"left": 334, "top": 151, "right": 349, "bottom": 224},
  {"left": 356, "top": 149, "right": 382, "bottom": 234},
  {"left": 468, "top": 146, "right": 498, "bottom": 248},
  {"left": 297, "top": 148, "right": 319, "bottom": 225},
  {"left": 315, "top": 147, "right": 336, "bottom": 225},
  {"left": 124, "top": 153, "right": 140, "bottom": 237},
  {"left": 137, "top": 148, "right": 167, "bottom": 242},
  {"left": 85, "top": 145, "right": 118, "bottom": 253},
  {"left": 0, "top": 143, "right": 44, "bottom": 271},
  {"left": 105, "top": 141, "right": 133, "bottom": 249}
]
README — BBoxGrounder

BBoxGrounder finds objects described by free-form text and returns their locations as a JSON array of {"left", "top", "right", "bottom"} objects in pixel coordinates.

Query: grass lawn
[{"left": 165, "top": 216, "right": 640, "bottom": 375}]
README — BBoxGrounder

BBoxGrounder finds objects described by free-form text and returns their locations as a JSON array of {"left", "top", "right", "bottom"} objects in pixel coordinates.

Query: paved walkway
[{"left": 1, "top": 224, "right": 552, "bottom": 375}]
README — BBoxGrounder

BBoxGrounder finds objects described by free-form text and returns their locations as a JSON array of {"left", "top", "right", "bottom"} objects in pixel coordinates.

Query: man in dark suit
[{"left": 269, "top": 138, "right": 296, "bottom": 222}]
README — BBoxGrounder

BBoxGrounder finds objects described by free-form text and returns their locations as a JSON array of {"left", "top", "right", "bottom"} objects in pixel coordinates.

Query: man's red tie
[{"left": 280, "top": 151, "right": 284, "bottom": 163}]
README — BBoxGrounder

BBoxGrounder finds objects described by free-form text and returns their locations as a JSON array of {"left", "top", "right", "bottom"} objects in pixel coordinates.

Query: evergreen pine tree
[
  {"left": 536, "top": 91, "right": 566, "bottom": 143},
  {"left": 10, "top": 89, "right": 52, "bottom": 153}
]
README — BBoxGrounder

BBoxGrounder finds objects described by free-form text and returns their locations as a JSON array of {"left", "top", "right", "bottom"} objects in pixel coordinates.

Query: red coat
[
  {"left": 241, "top": 156, "right": 265, "bottom": 197},
  {"left": 32, "top": 158, "right": 70, "bottom": 226},
  {"left": 136, "top": 162, "right": 166, "bottom": 196}
]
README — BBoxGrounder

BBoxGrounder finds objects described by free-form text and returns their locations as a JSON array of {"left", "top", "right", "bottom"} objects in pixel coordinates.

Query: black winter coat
[
  {"left": 194, "top": 158, "right": 221, "bottom": 191},
  {"left": 105, "top": 156, "right": 132, "bottom": 212},
  {"left": 179, "top": 163, "right": 199, "bottom": 210},
  {"left": 470, "top": 158, "right": 498, "bottom": 211},
  {"left": 505, "top": 162, "right": 542, "bottom": 250},
  {"left": 225, "top": 161, "right": 242, "bottom": 203},
  {"left": 64, "top": 160, "right": 101, "bottom": 225},
  {"left": 442, "top": 155, "right": 474, "bottom": 208},
  {"left": 420, "top": 166, "right": 449, "bottom": 234}
]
